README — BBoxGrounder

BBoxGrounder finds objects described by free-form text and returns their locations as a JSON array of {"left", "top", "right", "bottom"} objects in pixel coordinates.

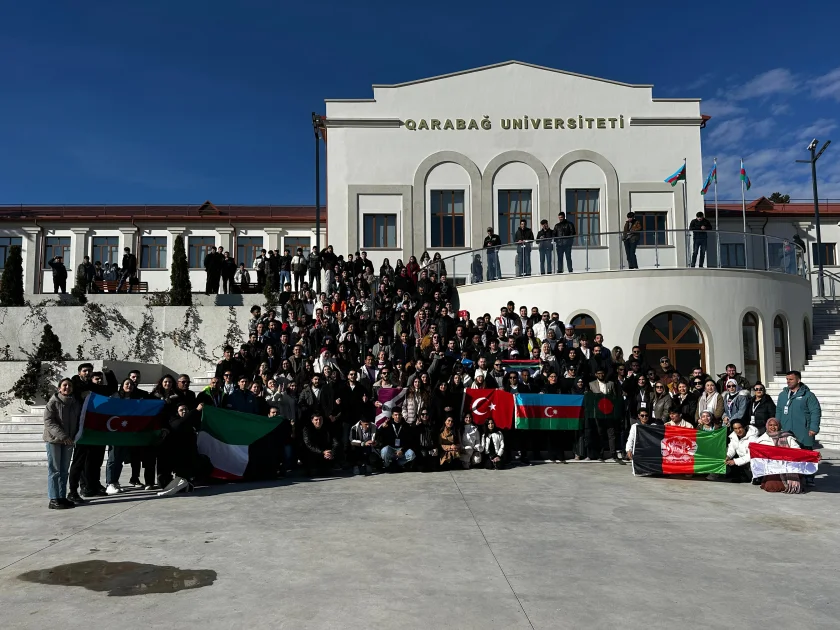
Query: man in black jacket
[
  {"left": 514, "top": 219, "right": 535, "bottom": 277},
  {"left": 689, "top": 211, "right": 713, "bottom": 268},
  {"left": 48, "top": 256, "right": 68, "bottom": 294},
  {"left": 77, "top": 256, "right": 95, "bottom": 293},
  {"left": 537, "top": 220, "right": 555, "bottom": 275},
  {"left": 117, "top": 247, "right": 138, "bottom": 293},
  {"left": 220, "top": 251, "right": 237, "bottom": 294},
  {"left": 375, "top": 409, "right": 417, "bottom": 471},
  {"left": 302, "top": 414, "right": 340, "bottom": 475},
  {"left": 553, "top": 212, "right": 576, "bottom": 273},
  {"left": 483, "top": 227, "right": 502, "bottom": 280},
  {"left": 204, "top": 246, "right": 220, "bottom": 295}
]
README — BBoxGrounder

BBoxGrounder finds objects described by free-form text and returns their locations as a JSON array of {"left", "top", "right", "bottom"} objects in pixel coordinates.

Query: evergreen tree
[
  {"left": 37, "top": 324, "right": 64, "bottom": 361},
  {"left": 169, "top": 234, "right": 192, "bottom": 306},
  {"left": 70, "top": 268, "right": 88, "bottom": 304},
  {"left": 12, "top": 357, "right": 41, "bottom": 405},
  {"left": 0, "top": 244, "right": 25, "bottom": 306},
  {"left": 263, "top": 274, "right": 278, "bottom": 309}
]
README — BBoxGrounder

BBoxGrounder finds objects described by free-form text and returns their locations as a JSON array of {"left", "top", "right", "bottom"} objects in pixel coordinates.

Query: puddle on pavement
[{"left": 18, "top": 560, "right": 216, "bottom": 596}]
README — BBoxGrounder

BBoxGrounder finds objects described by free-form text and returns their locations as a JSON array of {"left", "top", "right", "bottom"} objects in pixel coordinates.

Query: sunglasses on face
[
  {"left": 754, "top": 387, "right": 765, "bottom": 392},
  {"left": 655, "top": 386, "right": 664, "bottom": 389},
  {"left": 728, "top": 384, "right": 737, "bottom": 388}
]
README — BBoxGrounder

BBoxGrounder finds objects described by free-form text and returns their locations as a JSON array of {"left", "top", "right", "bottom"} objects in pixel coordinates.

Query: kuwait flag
[
  {"left": 631, "top": 425, "right": 726, "bottom": 476},
  {"left": 197, "top": 407, "right": 285, "bottom": 480},
  {"left": 75, "top": 393, "right": 164, "bottom": 446},
  {"left": 463, "top": 389, "right": 515, "bottom": 429},
  {"left": 500, "top": 359, "right": 541, "bottom": 377},
  {"left": 514, "top": 393, "right": 584, "bottom": 430},
  {"left": 665, "top": 163, "right": 686, "bottom": 187},
  {"left": 749, "top": 443, "right": 820, "bottom": 477},
  {"left": 740, "top": 159, "right": 751, "bottom": 190},
  {"left": 375, "top": 387, "right": 405, "bottom": 426}
]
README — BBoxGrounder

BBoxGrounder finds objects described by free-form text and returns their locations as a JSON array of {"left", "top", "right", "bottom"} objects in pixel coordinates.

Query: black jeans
[
  {"left": 517, "top": 245, "right": 532, "bottom": 276},
  {"left": 308, "top": 268, "right": 321, "bottom": 293},
  {"left": 69, "top": 444, "right": 106, "bottom": 493},
  {"left": 624, "top": 240, "right": 639, "bottom": 269},
  {"left": 539, "top": 247, "right": 553, "bottom": 274},
  {"left": 53, "top": 279, "right": 66, "bottom": 294},
  {"left": 556, "top": 242, "right": 573, "bottom": 272},
  {"left": 222, "top": 274, "right": 234, "bottom": 294},
  {"left": 691, "top": 238, "right": 707, "bottom": 267},
  {"left": 131, "top": 446, "right": 156, "bottom": 486}
]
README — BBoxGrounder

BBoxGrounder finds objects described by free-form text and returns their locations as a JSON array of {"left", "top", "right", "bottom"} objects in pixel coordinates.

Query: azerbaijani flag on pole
[
  {"left": 75, "top": 392, "right": 164, "bottom": 446},
  {"left": 749, "top": 443, "right": 820, "bottom": 477},
  {"left": 740, "top": 159, "right": 751, "bottom": 190},
  {"left": 631, "top": 425, "right": 726, "bottom": 476},
  {"left": 514, "top": 393, "right": 583, "bottom": 430},
  {"left": 701, "top": 163, "right": 717, "bottom": 195},
  {"left": 197, "top": 407, "right": 285, "bottom": 480},
  {"left": 665, "top": 163, "right": 687, "bottom": 186}
]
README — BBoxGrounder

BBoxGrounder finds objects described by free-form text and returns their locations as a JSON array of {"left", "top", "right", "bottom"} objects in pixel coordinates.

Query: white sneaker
[
  {"left": 353, "top": 466, "right": 361, "bottom": 475},
  {"left": 157, "top": 477, "right": 188, "bottom": 497},
  {"left": 105, "top": 484, "right": 121, "bottom": 495}
]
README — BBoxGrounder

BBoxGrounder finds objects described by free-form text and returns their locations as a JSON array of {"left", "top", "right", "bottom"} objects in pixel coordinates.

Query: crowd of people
[
  {"left": 48, "top": 246, "right": 139, "bottom": 294},
  {"left": 41, "top": 243, "right": 823, "bottom": 509}
]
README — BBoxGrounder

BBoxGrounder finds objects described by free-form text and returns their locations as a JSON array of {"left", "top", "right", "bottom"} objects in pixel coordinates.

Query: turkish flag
[{"left": 463, "top": 389, "right": 515, "bottom": 430}]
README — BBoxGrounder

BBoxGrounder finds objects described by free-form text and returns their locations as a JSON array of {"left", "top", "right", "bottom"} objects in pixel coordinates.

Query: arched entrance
[{"left": 639, "top": 311, "right": 705, "bottom": 375}]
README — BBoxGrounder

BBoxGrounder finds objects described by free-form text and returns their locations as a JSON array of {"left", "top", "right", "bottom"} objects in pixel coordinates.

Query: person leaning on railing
[{"left": 622, "top": 212, "right": 642, "bottom": 269}]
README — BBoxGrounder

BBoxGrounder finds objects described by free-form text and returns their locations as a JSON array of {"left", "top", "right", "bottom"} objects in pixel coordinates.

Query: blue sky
[{"left": 0, "top": 1, "right": 837, "bottom": 204}]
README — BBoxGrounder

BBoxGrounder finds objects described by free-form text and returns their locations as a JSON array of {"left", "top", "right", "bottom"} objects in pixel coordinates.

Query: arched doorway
[
  {"left": 773, "top": 316, "right": 789, "bottom": 375},
  {"left": 570, "top": 313, "right": 597, "bottom": 340},
  {"left": 639, "top": 312, "right": 705, "bottom": 375},
  {"left": 742, "top": 313, "right": 761, "bottom": 385}
]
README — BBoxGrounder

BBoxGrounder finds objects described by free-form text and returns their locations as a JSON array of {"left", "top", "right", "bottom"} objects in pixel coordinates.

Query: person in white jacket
[
  {"left": 725, "top": 420, "right": 758, "bottom": 483},
  {"left": 482, "top": 418, "right": 505, "bottom": 469},
  {"left": 625, "top": 410, "right": 653, "bottom": 461},
  {"left": 460, "top": 413, "right": 484, "bottom": 469}
]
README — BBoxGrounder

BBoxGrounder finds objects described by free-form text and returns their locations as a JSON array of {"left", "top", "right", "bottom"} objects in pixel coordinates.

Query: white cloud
[
  {"left": 707, "top": 117, "right": 747, "bottom": 147},
  {"left": 730, "top": 68, "right": 798, "bottom": 101},
  {"left": 701, "top": 98, "right": 748, "bottom": 117},
  {"left": 683, "top": 73, "right": 715, "bottom": 91},
  {"left": 770, "top": 103, "right": 791, "bottom": 116},
  {"left": 809, "top": 67, "right": 840, "bottom": 101},
  {"left": 798, "top": 118, "right": 838, "bottom": 139}
]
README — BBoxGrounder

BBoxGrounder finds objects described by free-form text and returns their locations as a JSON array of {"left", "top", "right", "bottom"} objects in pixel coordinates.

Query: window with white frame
[{"left": 363, "top": 214, "right": 397, "bottom": 249}]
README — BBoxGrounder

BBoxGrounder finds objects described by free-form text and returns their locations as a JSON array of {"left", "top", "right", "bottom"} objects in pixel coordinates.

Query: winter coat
[
  {"left": 748, "top": 395, "right": 776, "bottom": 434},
  {"left": 722, "top": 391, "right": 749, "bottom": 424},
  {"left": 726, "top": 425, "right": 759, "bottom": 466},
  {"left": 754, "top": 431, "right": 800, "bottom": 449},
  {"left": 349, "top": 420, "right": 376, "bottom": 447},
  {"left": 482, "top": 431, "right": 505, "bottom": 459},
  {"left": 461, "top": 424, "right": 484, "bottom": 455},
  {"left": 776, "top": 384, "right": 821, "bottom": 447},
  {"left": 672, "top": 394, "right": 697, "bottom": 425},
  {"left": 226, "top": 389, "right": 261, "bottom": 415},
  {"left": 651, "top": 392, "right": 673, "bottom": 421},
  {"left": 696, "top": 391, "right": 724, "bottom": 422},
  {"left": 302, "top": 423, "right": 339, "bottom": 455},
  {"left": 42, "top": 392, "right": 81, "bottom": 444},
  {"left": 48, "top": 258, "right": 68, "bottom": 281}
]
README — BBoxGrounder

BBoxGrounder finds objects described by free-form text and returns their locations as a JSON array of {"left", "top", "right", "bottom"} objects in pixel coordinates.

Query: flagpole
[
  {"left": 683, "top": 158, "right": 689, "bottom": 267},
  {"left": 713, "top": 158, "right": 720, "bottom": 267},
  {"left": 741, "top": 158, "right": 748, "bottom": 268}
]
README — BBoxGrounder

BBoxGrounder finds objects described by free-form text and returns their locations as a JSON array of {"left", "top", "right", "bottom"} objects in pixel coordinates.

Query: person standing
[
  {"left": 308, "top": 247, "right": 321, "bottom": 293},
  {"left": 278, "top": 248, "right": 292, "bottom": 290},
  {"left": 77, "top": 256, "right": 95, "bottom": 294},
  {"left": 48, "top": 256, "right": 68, "bottom": 294},
  {"left": 117, "top": 247, "right": 138, "bottom": 293},
  {"left": 537, "top": 220, "right": 554, "bottom": 275},
  {"left": 553, "top": 211, "right": 576, "bottom": 273},
  {"left": 588, "top": 369, "right": 620, "bottom": 462},
  {"left": 514, "top": 219, "right": 534, "bottom": 277},
  {"left": 688, "top": 211, "right": 712, "bottom": 268},
  {"left": 483, "top": 227, "right": 502, "bottom": 280},
  {"left": 254, "top": 248, "right": 267, "bottom": 290},
  {"left": 622, "top": 212, "right": 642, "bottom": 269},
  {"left": 777, "top": 370, "right": 821, "bottom": 487},
  {"left": 43, "top": 378, "right": 80, "bottom": 510},
  {"left": 203, "top": 246, "right": 219, "bottom": 295},
  {"left": 291, "top": 248, "right": 307, "bottom": 292},
  {"left": 220, "top": 251, "right": 237, "bottom": 294}
]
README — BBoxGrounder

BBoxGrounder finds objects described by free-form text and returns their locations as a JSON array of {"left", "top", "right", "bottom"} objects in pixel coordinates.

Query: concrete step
[
  {"left": 8, "top": 414, "right": 43, "bottom": 423},
  {"left": 0, "top": 441, "right": 45, "bottom": 452},
  {"left": 0, "top": 432, "right": 44, "bottom": 442},
  {"left": 0, "top": 423, "right": 43, "bottom": 433},
  {"left": 0, "top": 451, "right": 47, "bottom": 462}
]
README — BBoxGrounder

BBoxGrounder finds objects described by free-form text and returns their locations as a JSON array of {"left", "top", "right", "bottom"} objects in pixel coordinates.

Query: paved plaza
[{"left": 2, "top": 460, "right": 839, "bottom": 629}]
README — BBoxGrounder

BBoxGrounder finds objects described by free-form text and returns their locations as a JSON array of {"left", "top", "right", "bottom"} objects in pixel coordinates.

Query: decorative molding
[
  {"left": 324, "top": 118, "right": 402, "bottom": 128},
  {"left": 630, "top": 117, "right": 705, "bottom": 126}
]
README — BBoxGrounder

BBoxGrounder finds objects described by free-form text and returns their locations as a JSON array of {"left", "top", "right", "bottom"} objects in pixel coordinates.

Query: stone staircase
[{"left": 766, "top": 301, "right": 840, "bottom": 448}]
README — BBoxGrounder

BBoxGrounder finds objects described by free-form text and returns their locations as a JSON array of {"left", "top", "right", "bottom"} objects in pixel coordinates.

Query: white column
[
  {"left": 119, "top": 226, "right": 138, "bottom": 258},
  {"left": 21, "top": 226, "right": 41, "bottom": 296},
  {"left": 167, "top": 227, "right": 186, "bottom": 269},
  {"left": 217, "top": 226, "right": 234, "bottom": 254},
  {"left": 70, "top": 227, "right": 89, "bottom": 275},
  {"left": 264, "top": 227, "right": 284, "bottom": 253}
]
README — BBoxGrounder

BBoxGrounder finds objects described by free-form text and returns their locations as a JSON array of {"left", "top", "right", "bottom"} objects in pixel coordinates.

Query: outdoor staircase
[{"left": 766, "top": 300, "right": 840, "bottom": 448}]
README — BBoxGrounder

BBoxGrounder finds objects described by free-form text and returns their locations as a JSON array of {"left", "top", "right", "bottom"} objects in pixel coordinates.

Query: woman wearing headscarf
[
  {"left": 696, "top": 379, "right": 724, "bottom": 424},
  {"left": 725, "top": 420, "right": 759, "bottom": 483},
  {"left": 438, "top": 416, "right": 462, "bottom": 468},
  {"left": 721, "top": 378, "right": 748, "bottom": 427},
  {"left": 754, "top": 417, "right": 802, "bottom": 493}
]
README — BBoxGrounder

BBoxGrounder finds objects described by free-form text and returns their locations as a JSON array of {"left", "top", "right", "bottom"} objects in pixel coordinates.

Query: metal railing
[
  {"left": 420, "top": 229, "right": 808, "bottom": 286},
  {"left": 822, "top": 269, "right": 840, "bottom": 303}
]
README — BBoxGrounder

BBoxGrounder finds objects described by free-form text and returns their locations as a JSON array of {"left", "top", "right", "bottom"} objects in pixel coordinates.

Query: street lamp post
[
  {"left": 312, "top": 113, "right": 325, "bottom": 254},
  {"left": 797, "top": 138, "right": 831, "bottom": 297}
]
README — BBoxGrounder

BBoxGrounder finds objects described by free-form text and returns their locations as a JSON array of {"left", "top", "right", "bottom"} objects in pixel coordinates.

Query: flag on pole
[
  {"left": 701, "top": 163, "right": 717, "bottom": 195},
  {"left": 197, "top": 407, "right": 285, "bottom": 480},
  {"left": 375, "top": 387, "right": 405, "bottom": 426},
  {"left": 740, "top": 159, "right": 751, "bottom": 190},
  {"left": 463, "top": 389, "right": 515, "bottom": 429},
  {"left": 749, "top": 443, "right": 820, "bottom": 477},
  {"left": 75, "top": 393, "right": 164, "bottom": 446},
  {"left": 665, "top": 163, "right": 687, "bottom": 187},
  {"left": 630, "top": 425, "right": 727, "bottom": 476},
  {"left": 514, "top": 393, "right": 584, "bottom": 430}
]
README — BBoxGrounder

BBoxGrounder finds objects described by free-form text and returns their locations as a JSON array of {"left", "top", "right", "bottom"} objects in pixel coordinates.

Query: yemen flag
[
  {"left": 740, "top": 159, "right": 751, "bottom": 190},
  {"left": 463, "top": 388, "right": 515, "bottom": 429},
  {"left": 75, "top": 393, "right": 164, "bottom": 446},
  {"left": 500, "top": 359, "right": 541, "bottom": 377},
  {"left": 665, "top": 163, "right": 686, "bottom": 187},
  {"left": 701, "top": 163, "right": 717, "bottom": 195},
  {"left": 749, "top": 443, "right": 820, "bottom": 477},
  {"left": 514, "top": 393, "right": 583, "bottom": 430},
  {"left": 631, "top": 425, "right": 726, "bottom": 476},
  {"left": 197, "top": 407, "right": 285, "bottom": 480},
  {"left": 584, "top": 392, "right": 625, "bottom": 420}
]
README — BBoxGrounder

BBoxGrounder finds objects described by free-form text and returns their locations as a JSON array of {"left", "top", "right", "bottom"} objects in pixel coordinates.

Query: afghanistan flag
[
  {"left": 500, "top": 359, "right": 541, "bottom": 376},
  {"left": 749, "top": 443, "right": 820, "bottom": 477},
  {"left": 665, "top": 163, "right": 686, "bottom": 187},
  {"left": 584, "top": 392, "right": 625, "bottom": 420},
  {"left": 197, "top": 407, "right": 285, "bottom": 480},
  {"left": 631, "top": 425, "right": 726, "bottom": 476},
  {"left": 740, "top": 159, "right": 751, "bottom": 190},
  {"left": 463, "top": 388, "right": 515, "bottom": 429},
  {"left": 700, "top": 163, "right": 717, "bottom": 195},
  {"left": 75, "top": 393, "right": 164, "bottom": 446},
  {"left": 375, "top": 387, "right": 405, "bottom": 427},
  {"left": 514, "top": 393, "right": 583, "bottom": 430}
]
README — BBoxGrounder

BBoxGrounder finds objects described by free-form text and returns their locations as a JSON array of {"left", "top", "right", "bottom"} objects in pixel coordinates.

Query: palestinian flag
[
  {"left": 749, "top": 443, "right": 820, "bottom": 477},
  {"left": 197, "top": 407, "right": 285, "bottom": 480},
  {"left": 75, "top": 393, "right": 164, "bottom": 446},
  {"left": 500, "top": 359, "right": 541, "bottom": 376},
  {"left": 584, "top": 392, "right": 625, "bottom": 420},
  {"left": 701, "top": 163, "right": 717, "bottom": 195},
  {"left": 740, "top": 159, "right": 751, "bottom": 190},
  {"left": 514, "top": 393, "right": 583, "bottom": 430},
  {"left": 665, "top": 163, "right": 686, "bottom": 187},
  {"left": 463, "top": 388, "right": 515, "bottom": 429},
  {"left": 631, "top": 425, "right": 726, "bottom": 476},
  {"left": 375, "top": 387, "right": 405, "bottom": 426}
]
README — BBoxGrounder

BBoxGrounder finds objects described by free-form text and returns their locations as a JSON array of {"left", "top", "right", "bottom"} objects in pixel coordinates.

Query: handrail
[{"left": 821, "top": 269, "right": 840, "bottom": 303}]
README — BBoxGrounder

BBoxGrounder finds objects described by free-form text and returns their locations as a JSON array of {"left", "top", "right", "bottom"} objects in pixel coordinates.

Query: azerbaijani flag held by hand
[
  {"left": 75, "top": 392, "right": 164, "bottom": 446},
  {"left": 197, "top": 407, "right": 285, "bottom": 480},
  {"left": 749, "top": 443, "right": 820, "bottom": 477},
  {"left": 701, "top": 163, "right": 717, "bottom": 195},
  {"left": 740, "top": 159, "right": 751, "bottom": 190},
  {"left": 514, "top": 393, "right": 583, "bottom": 430},
  {"left": 631, "top": 425, "right": 726, "bottom": 476},
  {"left": 665, "top": 163, "right": 687, "bottom": 187}
]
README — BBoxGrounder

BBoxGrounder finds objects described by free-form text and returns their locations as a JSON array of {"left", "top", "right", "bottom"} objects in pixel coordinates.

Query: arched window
[
  {"left": 742, "top": 313, "right": 761, "bottom": 385},
  {"left": 570, "top": 314, "right": 597, "bottom": 339},
  {"left": 773, "top": 316, "right": 789, "bottom": 375},
  {"left": 639, "top": 312, "right": 705, "bottom": 374}
]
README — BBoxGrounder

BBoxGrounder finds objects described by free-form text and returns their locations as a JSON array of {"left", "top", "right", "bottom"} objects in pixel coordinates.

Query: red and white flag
[
  {"left": 462, "top": 389, "right": 515, "bottom": 430},
  {"left": 749, "top": 443, "right": 820, "bottom": 477}
]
